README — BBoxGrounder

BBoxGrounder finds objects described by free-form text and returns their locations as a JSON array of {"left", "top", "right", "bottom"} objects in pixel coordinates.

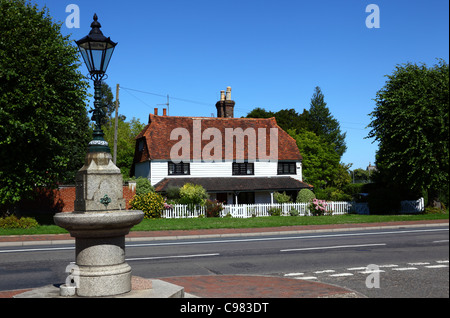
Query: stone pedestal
[
  {"left": 54, "top": 151, "right": 143, "bottom": 297},
  {"left": 74, "top": 152, "right": 126, "bottom": 212}
]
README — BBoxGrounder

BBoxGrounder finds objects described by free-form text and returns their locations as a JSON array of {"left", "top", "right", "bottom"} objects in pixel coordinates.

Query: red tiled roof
[{"left": 134, "top": 115, "right": 302, "bottom": 163}]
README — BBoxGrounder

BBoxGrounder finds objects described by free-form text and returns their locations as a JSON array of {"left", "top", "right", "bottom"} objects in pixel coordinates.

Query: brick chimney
[{"left": 216, "top": 86, "right": 235, "bottom": 118}]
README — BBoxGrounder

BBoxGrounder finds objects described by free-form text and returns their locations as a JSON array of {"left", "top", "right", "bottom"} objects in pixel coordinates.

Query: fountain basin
[{"left": 54, "top": 210, "right": 144, "bottom": 297}]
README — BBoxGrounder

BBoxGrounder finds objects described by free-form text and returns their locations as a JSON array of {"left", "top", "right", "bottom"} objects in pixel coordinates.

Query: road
[{"left": 0, "top": 225, "right": 448, "bottom": 298}]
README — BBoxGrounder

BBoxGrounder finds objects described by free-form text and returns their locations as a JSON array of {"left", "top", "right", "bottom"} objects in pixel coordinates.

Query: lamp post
[
  {"left": 53, "top": 15, "right": 144, "bottom": 297},
  {"left": 75, "top": 14, "right": 117, "bottom": 153}
]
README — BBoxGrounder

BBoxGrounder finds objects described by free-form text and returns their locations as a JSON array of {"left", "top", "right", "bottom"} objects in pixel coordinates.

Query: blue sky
[{"left": 37, "top": 0, "right": 449, "bottom": 170}]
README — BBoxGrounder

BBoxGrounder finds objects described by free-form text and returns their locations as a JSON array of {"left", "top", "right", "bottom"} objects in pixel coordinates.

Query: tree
[
  {"left": 245, "top": 107, "right": 273, "bottom": 119},
  {"left": 0, "top": 0, "right": 90, "bottom": 212},
  {"left": 99, "top": 82, "right": 115, "bottom": 125},
  {"left": 367, "top": 60, "right": 449, "bottom": 208},
  {"left": 103, "top": 117, "right": 145, "bottom": 177},
  {"left": 288, "top": 129, "right": 340, "bottom": 189},
  {"left": 309, "top": 86, "right": 347, "bottom": 158},
  {"left": 246, "top": 107, "right": 311, "bottom": 134},
  {"left": 351, "top": 168, "right": 371, "bottom": 183}
]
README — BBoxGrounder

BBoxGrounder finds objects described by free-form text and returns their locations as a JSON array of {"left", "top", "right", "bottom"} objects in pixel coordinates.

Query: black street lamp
[{"left": 76, "top": 14, "right": 117, "bottom": 153}]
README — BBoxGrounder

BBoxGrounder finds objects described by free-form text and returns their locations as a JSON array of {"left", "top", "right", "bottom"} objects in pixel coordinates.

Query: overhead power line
[{"left": 120, "top": 86, "right": 210, "bottom": 107}]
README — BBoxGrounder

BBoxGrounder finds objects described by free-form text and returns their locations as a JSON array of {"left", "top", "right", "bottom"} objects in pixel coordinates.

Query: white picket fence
[
  {"left": 162, "top": 204, "right": 206, "bottom": 219},
  {"left": 161, "top": 198, "right": 425, "bottom": 219},
  {"left": 222, "top": 202, "right": 351, "bottom": 218}
]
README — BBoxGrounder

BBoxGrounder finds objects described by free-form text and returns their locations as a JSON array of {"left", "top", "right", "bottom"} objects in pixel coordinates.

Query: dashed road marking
[
  {"left": 347, "top": 267, "right": 367, "bottom": 271},
  {"left": 283, "top": 272, "right": 304, "bottom": 277},
  {"left": 283, "top": 260, "right": 448, "bottom": 280},
  {"left": 425, "top": 265, "right": 448, "bottom": 269},
  {"left": 329, "top": 273, "right": 354, "bottom": 277},
  {"left": 314, "top": 270, "right": 335, "bottom": 274},
  {"left": 294, "top": 276, "right": 317, "bottom": 280},
  {"left": 358, "top": 269, "right": 385, "bottom": 274},
  {"left": 378, "top": 264, "right": 398, "bottom": 268}
]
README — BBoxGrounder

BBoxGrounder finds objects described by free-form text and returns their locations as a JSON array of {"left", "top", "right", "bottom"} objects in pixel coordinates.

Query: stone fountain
[{"left": 13, "top": 14, "right": 184, "bottom": 298}]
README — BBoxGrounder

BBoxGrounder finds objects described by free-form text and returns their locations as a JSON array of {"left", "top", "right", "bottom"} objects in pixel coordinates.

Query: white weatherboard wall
[{"left": 141, "top": 160, "right": 302, "bottom": 186}]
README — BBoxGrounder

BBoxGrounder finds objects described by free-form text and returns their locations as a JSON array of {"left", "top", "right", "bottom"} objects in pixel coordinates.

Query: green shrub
[
  {"left": 296, "top": 189, "right": 315, "bottom": 203},
  {"left": 424, "top": 206, "right": 447, "bottom": 214},
  {"left": 135, "top": 177, "right": 154, "bottom": 195},
  {"left": 129, "top": 192, "right": 165, "bottom": 218},
  {"left": 289, "top": 208, "right": 299, "bottom": 216},
  {"left": 179, "top": 183, "right": 208, "bottom": 210},
  {"left": 166, "top": 186, "right": 181, "bottom": 200},
  {"left": 268, "top": 207, "right": 282, "bottom": 216},
  {"left": 316, "top": 187, "right": 352, "bottom": 201},
  {"left": 274, "top": 191, "right": 292, "bottom": 203},
  {"left": 0, "top": 215, "right": 39, "bottom": 229}
]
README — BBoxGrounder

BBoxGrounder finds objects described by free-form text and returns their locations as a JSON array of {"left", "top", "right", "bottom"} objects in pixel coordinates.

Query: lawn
[{"left": 1, "top": 212, "right": 448, "bottom": 236}]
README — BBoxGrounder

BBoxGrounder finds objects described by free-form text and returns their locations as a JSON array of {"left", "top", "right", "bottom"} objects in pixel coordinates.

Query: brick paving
[{"left": 161, "top": 275, "right": 358, "bottom": 298}]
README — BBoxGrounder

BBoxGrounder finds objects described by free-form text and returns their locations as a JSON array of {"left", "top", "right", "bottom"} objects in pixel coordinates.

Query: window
[
  {"left": 138, "top": 139, "right": 145, "bottom": 152},
  {"left": 168, "top": 162, "right": 190, "bottom": 175},
  {"left": 277, "top": 162, "right": 296, "bottom": 175},
  {"left": 232, "top": 162, "right": 254, "bottom": 175}
]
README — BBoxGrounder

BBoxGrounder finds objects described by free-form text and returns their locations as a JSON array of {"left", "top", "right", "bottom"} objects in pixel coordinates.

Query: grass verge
[{"left": 1, "top": 212, "right": 448, "bottom": 236}]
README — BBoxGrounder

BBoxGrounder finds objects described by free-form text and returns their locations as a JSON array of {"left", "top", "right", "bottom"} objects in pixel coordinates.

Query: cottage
[{"left": 131, "top": 87, "right": 312, "bottom": 204}]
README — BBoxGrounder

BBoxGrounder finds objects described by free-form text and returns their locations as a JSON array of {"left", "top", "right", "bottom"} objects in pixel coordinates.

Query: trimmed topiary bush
[{"left": 296, "top": 189, "right": 316, "bottom": 203}]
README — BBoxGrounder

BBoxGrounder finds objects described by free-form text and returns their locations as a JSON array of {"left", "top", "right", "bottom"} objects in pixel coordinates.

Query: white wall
[{"left": 134, "top": 160, "right": 302, "bottom": 186}]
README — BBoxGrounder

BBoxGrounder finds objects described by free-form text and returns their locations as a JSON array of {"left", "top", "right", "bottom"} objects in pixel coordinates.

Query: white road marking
[
  {"left": 358, "top": 269, "right": 385, "bottom": 274},
  {"left": 280, "top": 243, "right": 386, "bottom": 252},
  {"left": 125, "top": 253, "right": 220, "bottom": 261},
  {"left": 285, "top": 259, "right": 448, "bottom": 281},
  {"left": 314, "top": 270, "right": 335, "bottom": 274},
  {"left": 0, "top": 246, "right": 74, "bottom": 253},
  {"left": 425, "top": 265, "right": 448, "bottom": 269},
  {"left": 408, "top": 262, "right": 430, "bottom": 266},
  {"left": 284, "top": 272, "right": 304, "bottom": 277},
  {"left": 329, "top": 273, "right": 354, "bottom": 277},
  {"left": 378, "top": 264, "right": 398, "bottom": 268},
  {"left": 347, "top": 267, "right": 367, "bottom": 271}
]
